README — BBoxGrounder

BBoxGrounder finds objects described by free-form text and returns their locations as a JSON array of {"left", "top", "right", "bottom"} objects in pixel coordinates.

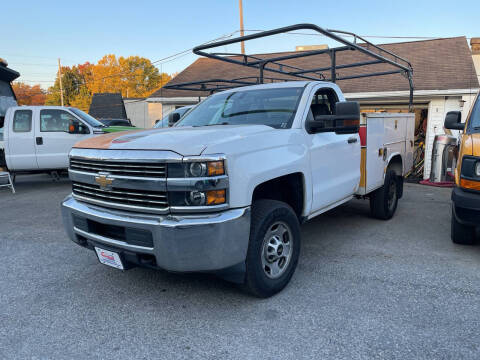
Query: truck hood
[{"left": 73, "top": 125, "right": 278, "bottom": 156}]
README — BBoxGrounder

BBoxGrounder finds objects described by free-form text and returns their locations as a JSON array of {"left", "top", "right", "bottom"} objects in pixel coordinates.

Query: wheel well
[
  {"left": 388, "top": 155, "right": 404, "bottom": 199},
  {"left": 252, "top": 173, "right": 304, "bottom": 219},
  {"left": 388, "top": 155, "right": 403, "bottom": 176}
]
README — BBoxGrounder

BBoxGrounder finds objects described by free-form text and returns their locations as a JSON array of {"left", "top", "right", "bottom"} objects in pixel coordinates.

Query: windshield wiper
[{"left": 193, "top": 122, "right": 230, "bottom": 127}]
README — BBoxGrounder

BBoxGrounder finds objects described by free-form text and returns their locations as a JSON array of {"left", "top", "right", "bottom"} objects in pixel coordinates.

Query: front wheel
[
  {"left": 243, "top": 200, "right": 301, "bottom": 298},
  {"left": 370, "top": 169, "right": 399, "bottom": 220},
  {"left": 451, "top": 206, "right": 476, "bottom": 245}
]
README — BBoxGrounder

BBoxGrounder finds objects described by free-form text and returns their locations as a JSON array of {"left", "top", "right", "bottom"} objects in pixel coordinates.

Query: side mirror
[
  {"left": 444, "top": 111, "right": 464, "bottom": 130},
  {"left": 68, "top": 120, "right": 79, "bottom": 134},
  {"left": 307, "top": 101, "right": 360, "bottom": 134},
  {"left": 168, "top": 112, "right": 181, "bottom": 127}
]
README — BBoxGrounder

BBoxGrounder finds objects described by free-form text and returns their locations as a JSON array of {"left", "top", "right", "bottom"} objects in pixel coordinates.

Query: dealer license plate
[{"left": 95, "top": 247, "right": 124, "bottom": 270}]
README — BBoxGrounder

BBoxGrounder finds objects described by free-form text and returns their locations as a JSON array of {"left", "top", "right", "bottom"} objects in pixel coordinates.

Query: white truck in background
[
  {"left": 61, "top": 81, "right": 414, "bottom": 297},
  {"left": 1, "top": 106, "right": 106, "bottom": 175}
]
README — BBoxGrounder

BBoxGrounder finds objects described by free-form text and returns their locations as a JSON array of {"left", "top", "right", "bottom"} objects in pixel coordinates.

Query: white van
[{"left": 2, "top": 106, "right": 105, "bottom": 173}]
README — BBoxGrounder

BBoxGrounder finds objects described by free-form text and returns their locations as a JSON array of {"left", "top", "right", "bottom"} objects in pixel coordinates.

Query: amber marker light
[
  {"left": 206, "top": 189, "right": 226, "bottom": 205},
  {"left": 208, "top": 161, "right": 225, "bottom": 176}
]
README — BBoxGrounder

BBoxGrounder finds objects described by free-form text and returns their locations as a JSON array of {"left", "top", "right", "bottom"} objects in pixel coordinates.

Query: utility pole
[
  {"left": 58, "top": 58, "right": 64, "bottom": 107},
  {"left": 239, "top": 0, "right": 245, "bottom": 54}
]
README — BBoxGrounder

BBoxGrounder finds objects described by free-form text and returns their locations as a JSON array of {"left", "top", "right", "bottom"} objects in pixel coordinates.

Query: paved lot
[{"left": 0, "top": 175, "right": 479, "bottom": 359}]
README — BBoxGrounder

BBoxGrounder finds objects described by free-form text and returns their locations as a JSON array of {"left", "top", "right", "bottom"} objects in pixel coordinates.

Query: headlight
[
  {"left": 168, "top": 160, "right": 225, "bottom": 178},
  {"left": 167, "top": 155, "right": 228, "bottom": 210},
  {"left": 169, "top": 189, "right": 227, "bottom": 207},
  {"left": 189, "top": 162, "right": 207, "bottom": 177},
  {"left": 460, "top": 156, "right": 480, "bottom": 191},
  {"left": 460, "top": 156, "right": 480, "bottom": 180}
]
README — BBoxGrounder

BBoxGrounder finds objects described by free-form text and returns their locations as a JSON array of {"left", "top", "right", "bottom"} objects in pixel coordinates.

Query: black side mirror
[
  {"left": 307, "top": 101, "right": 360, "bottom": 134},
  {"left": 68, "top": 120, "right": 79, "bottom": 134},
  {"left": 444, "top": 111, "right": 464, "bottom": 130},
  {"left": 168, "top": 112, "right": 181, "bottom": 127}
]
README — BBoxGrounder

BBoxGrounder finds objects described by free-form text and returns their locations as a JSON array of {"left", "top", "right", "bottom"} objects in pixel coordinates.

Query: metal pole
[
  {"left": 58, "top": 58, "right": 64, "bottom": 107},
  {"left": 330, "top": 50, "right": 336, "bottom": 83},
  {"left": 239, "top": 0, "right": 245, "bottom": 54}
]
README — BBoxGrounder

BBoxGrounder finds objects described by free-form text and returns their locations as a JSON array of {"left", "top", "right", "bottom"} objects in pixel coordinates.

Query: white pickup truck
[
  {"left": 1, "top": 106, "right": 106, "bottom": 174},
  {"left": 61, "top": 81, "right": 414, "bottom": 297}
]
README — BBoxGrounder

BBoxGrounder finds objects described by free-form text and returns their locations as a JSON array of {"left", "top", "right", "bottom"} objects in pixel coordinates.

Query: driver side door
[
  {"left": 307, "top": 87, "right": 361, "bottom": 213},
  {"left": 35, "top": 109, "right": 91, "bottom": 169}
]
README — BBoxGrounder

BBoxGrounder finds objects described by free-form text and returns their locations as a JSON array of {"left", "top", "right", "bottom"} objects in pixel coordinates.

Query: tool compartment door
[
  {"left": 365, "top": 115, "right": 385, "bottom": 193},
  {"left": 384, "top": 115, "right": 407, "bottom": 170},
  {"left": 404, "top": 115, "right": 415, "bottom": 174}
]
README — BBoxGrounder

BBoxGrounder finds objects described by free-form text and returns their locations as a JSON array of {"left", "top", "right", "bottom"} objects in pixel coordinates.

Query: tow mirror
[
  {"left": 168, "top": 112, "right": 181, "bottom": 127},
  {"left": 68, "top": 120, "right": 79, "bottom": 134},
  {"left": 307, "top": 101, "right": 360, "bottom": 134},
  {"left": 444, "top": 111, "right": 464, "bottom": 130}
]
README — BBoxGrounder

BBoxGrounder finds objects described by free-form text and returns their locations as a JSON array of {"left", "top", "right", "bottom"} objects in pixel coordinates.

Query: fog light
[
  {"left": 206, "top": 189, "right": 226, "bottom": 205},
  {"left": 476, "top": 162, "right": 480, "bottom": 177},
  {"left": 187, "top": 191, "right": 206, "bottom": 206}
]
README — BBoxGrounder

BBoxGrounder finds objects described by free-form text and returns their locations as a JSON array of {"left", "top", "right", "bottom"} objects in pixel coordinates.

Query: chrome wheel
[{"left": 261, "top": 221, "right": 293, "bottom": 279}]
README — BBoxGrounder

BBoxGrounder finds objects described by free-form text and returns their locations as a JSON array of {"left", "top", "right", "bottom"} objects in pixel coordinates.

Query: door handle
[
  {"left": 347, "top": 137, "right": 358, "bottom": 144},
  {"left": 36, "top": 137, "right": 43, "bottom": 145}
]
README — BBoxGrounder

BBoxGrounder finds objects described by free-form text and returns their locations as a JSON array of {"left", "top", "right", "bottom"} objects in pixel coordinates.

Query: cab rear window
[{"left": 12, "top": 110, "right": 32, "bottom": 132}]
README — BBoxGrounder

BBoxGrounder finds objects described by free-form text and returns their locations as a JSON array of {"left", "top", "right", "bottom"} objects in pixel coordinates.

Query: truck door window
[
  {"left": 12, "top": 110, "right": 32, "bottom": 132},
  {"left": 310, "top": 88, "right": 338, "bottom": 119},
  {"left": 40, "top": 110, "right": 89, "bottom": 134},
  {"left": 468, "top": 96, "right": 480, "bottom": 133}
]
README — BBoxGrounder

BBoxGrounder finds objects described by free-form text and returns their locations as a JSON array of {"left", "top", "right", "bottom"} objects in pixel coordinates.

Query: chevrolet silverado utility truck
[
  {"left": 444, "top": 90, "right": 480, "bottom": 244},
  {"left": 62, "top": 81, "right": 414, "bottom": 297},
  {"left": 61, "top": 24, "right": 416, "bottom": 297}
]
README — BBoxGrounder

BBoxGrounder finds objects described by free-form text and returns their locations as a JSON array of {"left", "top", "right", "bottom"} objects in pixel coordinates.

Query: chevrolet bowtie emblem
[{"left": 95, "top": 174, "right": 113, "bottom": 190}]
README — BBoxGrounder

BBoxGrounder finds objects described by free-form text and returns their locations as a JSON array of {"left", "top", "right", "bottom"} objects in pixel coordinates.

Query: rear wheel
[
  {"left": 243, "top": 199, "right": 301, "bottom": 298},
  {"left": 451, "top": 206, "right": 476, "bottom": 245},
  {"left": 370, "top": 169, "right": 398, "bottom": 220}
]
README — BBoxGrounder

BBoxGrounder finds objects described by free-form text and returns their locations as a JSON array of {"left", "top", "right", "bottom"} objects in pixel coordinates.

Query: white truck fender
[{"left": 225, "top": 145, "right": 311, "bottom": 216}]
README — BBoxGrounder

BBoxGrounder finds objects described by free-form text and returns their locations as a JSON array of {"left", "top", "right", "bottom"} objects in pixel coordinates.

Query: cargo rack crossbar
[{"left": 164, "top": 23, "right": 414, "bottom": 108}]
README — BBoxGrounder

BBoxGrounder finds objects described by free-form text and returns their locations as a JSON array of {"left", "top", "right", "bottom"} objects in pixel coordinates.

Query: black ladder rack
[{"left": 164, "top": 23, "right": 414, "bottom": 107}]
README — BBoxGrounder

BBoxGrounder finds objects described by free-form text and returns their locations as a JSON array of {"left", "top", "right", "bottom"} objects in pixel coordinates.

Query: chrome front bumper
[{"left": 61, "top": 195, "right": 251, "bottom": 272}]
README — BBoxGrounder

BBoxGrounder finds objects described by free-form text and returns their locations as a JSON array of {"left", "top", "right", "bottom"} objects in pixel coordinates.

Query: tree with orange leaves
[
  {"left": 45, "top": 56, "right": 170, "bottom": 111},
  {"left": 12, "top": 83, "right": 46, "bottom": 105}
]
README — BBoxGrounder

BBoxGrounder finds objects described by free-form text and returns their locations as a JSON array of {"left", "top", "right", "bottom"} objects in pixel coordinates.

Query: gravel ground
[{"left": 0, "top": 174, "right": 479, "bottom": 360}]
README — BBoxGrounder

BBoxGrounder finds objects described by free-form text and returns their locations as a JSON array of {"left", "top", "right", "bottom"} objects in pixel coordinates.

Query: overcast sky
[{"left": 3, "top": 0, "right": 479, "bottom": 89}]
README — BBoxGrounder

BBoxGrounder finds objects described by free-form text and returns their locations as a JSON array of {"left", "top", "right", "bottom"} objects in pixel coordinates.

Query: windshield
[
  {"left": 69, "top": 107, "right": 104, "bottom": 128},
  {"left": 468, "top": 95, "right": 480, "bottom": 132},
  {"left": 176, "top": 87, "right": 304, "bottom": 129},
  {"left": 154, "top": 106, "right": 192, "bottom": 128}
]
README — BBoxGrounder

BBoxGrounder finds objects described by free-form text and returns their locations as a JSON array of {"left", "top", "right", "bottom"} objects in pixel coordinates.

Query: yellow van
[{"left": 445, "top": 91, "right": 480, "bottom": 244}]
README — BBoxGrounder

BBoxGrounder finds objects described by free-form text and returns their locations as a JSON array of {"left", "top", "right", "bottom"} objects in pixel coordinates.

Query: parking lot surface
[{"left": 1, "top": 175, "right": 479, "bottom": 359}]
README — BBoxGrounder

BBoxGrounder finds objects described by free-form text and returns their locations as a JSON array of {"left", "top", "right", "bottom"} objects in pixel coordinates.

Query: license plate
[{"left": 95, "top": 247, "right": 124, "bottom": 270}]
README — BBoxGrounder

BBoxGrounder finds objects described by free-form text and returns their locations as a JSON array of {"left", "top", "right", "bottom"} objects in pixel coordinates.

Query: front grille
[
  {"left": 73, "top": 215, "right": 154, "bottom": 248},
  {"left": 70, "top": 157, "right": 166, "bottom": 178},
  {"left": 72, "top": 182, "right": 168, "bottom": 213}
]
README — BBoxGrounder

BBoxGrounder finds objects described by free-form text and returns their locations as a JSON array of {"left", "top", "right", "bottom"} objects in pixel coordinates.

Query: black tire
[
  {"left": 370, "top": 169, "right": 399, "bottom": 220},
  {"left": 243, "top": 199, "right": 301, "bottom": 298},
  {"left": 451, "top": 206, "right": 476, "bottom": 245}
]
